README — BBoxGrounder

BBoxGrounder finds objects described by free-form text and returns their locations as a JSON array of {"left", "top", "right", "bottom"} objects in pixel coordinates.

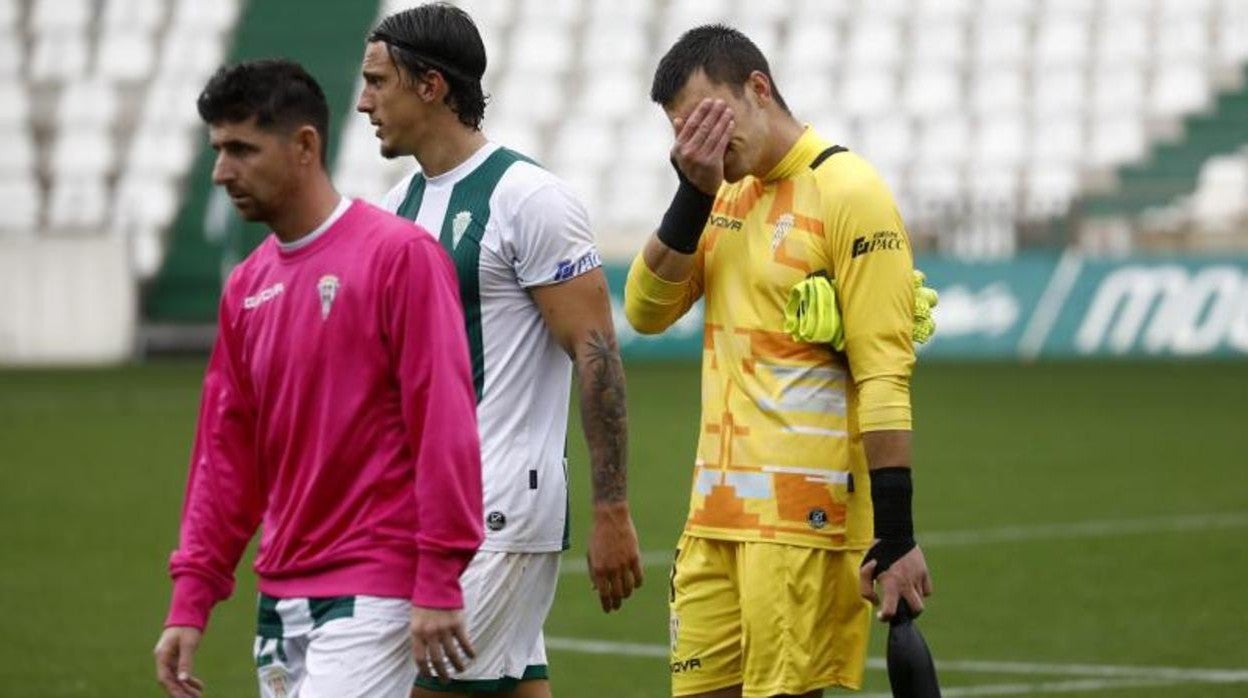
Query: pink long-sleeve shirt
[{"left": 166, "top": 199, "right": 484, "bottom": 630}]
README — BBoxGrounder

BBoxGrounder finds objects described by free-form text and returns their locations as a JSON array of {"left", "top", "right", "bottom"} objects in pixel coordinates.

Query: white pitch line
[
  {"left": 545, "top": 636, "right": 1248, "bottom": 687},
  {"left": 561, "top": 511, "right": 1248, "bottom": 576},
  {"left": 859, "top": 676, "right": 1179, "bottom": 697}
]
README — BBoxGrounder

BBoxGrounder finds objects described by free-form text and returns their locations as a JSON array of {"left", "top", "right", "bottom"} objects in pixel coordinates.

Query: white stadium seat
[
  {"left": 509, "top": 25, "right": 573, "bottom": 74},
  {"left": 838, "top": 68, "right": 896, "bottom": 119},
  {"left": 1024, "top": 164, "right": 1080, "bottom": 218},
  {"left": 156, "top": 29, "right": 227, "bottom": 80},
  {"left": 585, "top": 0, "right": 651, "bottom": 22},
  {"left": 492, "top": 76, "right": 564, "bottom": 123},
  {"left": 128, "top": 130, "right": 196, "bottom": 177},
  {"left": 48, "top": 177, "right": 109, "bottom": 229},
  {"left": 782, "top": 73, "right": 837, "bottom": 116},
  {"left": 141, "top": 80, "right": 203, "bottom": 129},
  {"left": 170, "top": 0, "right": 240, "bottom": 32},
  {"left": 97, "top": 31, "right": 156, "bottom": 81},
  {"left": 582, "top": 22, "right": 648, "bottom": 70},
  {"left": 0, "top": 0, "right": 16, "bottom": 30},
  {"left": 915, "top": 0, "right": 974, "bottom": 21},
  {"left": 1030, "top": 116, "right": 1085, "bottom": 166},
  {"left": 603, "top": 164, "right": 674, "bottom": 232},
  {"left": 574, "top": 70, "right": 644, "bottom": 121},
  {"left": 1150, "top": 64, "right": 1211, "bottom": 119},
  {"left": 102, "top": 0, "right": 164, "bottom": 32},
  {"left": 845, "top": 18, "right": 903, "bottom": 71},
  {"left": 902, "top": 67, "right": 962, "bottom": 118},
  {"left": 1215, "top": 17, "right": 1248, "bottom": 66},
  {"left": 518, "top": 0, "right": 582, "bottom": 26},
  {"left": 971, "top": 68, "right": 1026, "bottom": 116},
  {"left": 910, "top": 20, "right": 966, "bottom": 67},
  {"left": 30, "top": 33, "right": 89, "bottom": 82},
  {"left": 51, "top": 129, "right": 115, "bottom": 177},
  {"left": 859, "top": 115, "right": 914, "bottom": 172},
  {"left": 1089, "top": 115, "right": 1146, "bottom": 168},
  {"left": 0, "top": 176, "right": 40, "bottom": 232},
  {"left": 549, "top": 120, "right": 616, "bottom": 170},
  {"left": 1159, "top": 0, "right": 1213, "bottom": 21},
  {"left": 30, "top": 0, "right": 92, "bottom": 34},
  {"left": 1190, "top": 154, "right": 1248, "bottom": 229},
  {"left": 484, "top": 122, "right": 542, "bottom": 162},
  {"left": 0, "top": 126, "right": 34, "bottom": 174},
  {"left": 1034, "top": 16, "right": 1090, "bottom": 69},
  {"left": 0, "top": 30, "right": 21, "bottom": 75},
  {"left": 57, "top": 80, "right": 120, "bottom": 129},
  {"left": 781, "top": 21, "right": 840, "bottom": 72},
  {"left": 1090, "top": 66, "right": 1146, "bottom": 118},
  {"left": 1032, "top": 67, "right": 1086, "bottom": 118},
  {"left": 972, "top": 115, "right": 1028, "bottom": 168},
  {"left": 917, "top": 115, "right": 972, "bottom": 167},
  {"left": 973, "top": 17, "right": 1029, "bottom": 68},
  {"left": 113, "top": 175, "right": 179, "bottom": 230},
  {"left": 1094, "top": 17, "right": 1150, "bottom": 68},
  {"left": 0, "top": 82, "right": 28, "bottom": 126}
]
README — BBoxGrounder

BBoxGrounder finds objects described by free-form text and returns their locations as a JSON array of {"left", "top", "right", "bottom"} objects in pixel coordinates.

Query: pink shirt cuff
[
  {"left": 411, "top": 549, "right": 472, "bottom": 609},
  {"left": 165, "top": 575, "right": 218, "bottom": 630}
]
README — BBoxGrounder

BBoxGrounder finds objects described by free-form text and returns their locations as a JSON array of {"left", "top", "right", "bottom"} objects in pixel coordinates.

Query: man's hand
[
  {"left": 860, "top": 545, "right": 934, "bottom": 622},
  {"left": 587, "top": 502, "right": 644, "bottom": 613},
  {"left": 411, "top": 606, "right": 474, "bottom": 682},
  {"left": 671, "top": 98, "right": 735, "bottom": 195},
  {"left": 154, "top": 626, "right": 205, "bottom": 698}
]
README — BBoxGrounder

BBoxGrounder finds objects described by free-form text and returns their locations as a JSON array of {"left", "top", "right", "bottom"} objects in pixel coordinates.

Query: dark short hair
[
  {"left": 197, "top": 58, "right": 331, "bottom": 165},
  {"left": 651, "top": 24, "right": 789, "bottom": 112},
  {"left": 370, "top": 3, "right": 488, "bottom": 130}
]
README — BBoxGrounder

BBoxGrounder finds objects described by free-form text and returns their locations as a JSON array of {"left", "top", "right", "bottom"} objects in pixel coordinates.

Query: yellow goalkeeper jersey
[{"left": 625, "top": 127, "right": 915, "bottom": 550}]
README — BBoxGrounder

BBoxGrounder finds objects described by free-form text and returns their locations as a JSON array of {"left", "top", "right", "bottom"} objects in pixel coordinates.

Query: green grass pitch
[{"left": 1, "top": 360, "right": 1246, "bottom": 696}]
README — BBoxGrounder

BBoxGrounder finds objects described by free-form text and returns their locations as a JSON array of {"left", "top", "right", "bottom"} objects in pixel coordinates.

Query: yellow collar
[{"left": 763, "top": 126, "right": 831, "bottom": 182}]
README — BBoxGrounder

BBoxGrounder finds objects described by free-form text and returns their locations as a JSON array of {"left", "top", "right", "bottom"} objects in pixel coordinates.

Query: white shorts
[
  {"left": 414, "top": 550, "right": 560, "bottom": 692},
  {"left": 254, "top": 594, "right": 414, "bottom": 698}
]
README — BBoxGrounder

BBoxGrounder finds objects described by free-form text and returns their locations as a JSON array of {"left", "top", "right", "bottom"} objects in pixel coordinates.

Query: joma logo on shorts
[
  {"left": 709, "top": 215, "right": 743, "bottom": 230},
  {"left": 671, "top": 658, "right": 702, "bottom": 673}
]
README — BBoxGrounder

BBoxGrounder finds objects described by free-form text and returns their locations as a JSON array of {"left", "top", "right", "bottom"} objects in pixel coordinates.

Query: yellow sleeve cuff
[
  {"left": 857, "top": 374, "right": 912, "bottom": 432},
  {"left": 624, "top": 254, "right": 694, "bottom": 334}
]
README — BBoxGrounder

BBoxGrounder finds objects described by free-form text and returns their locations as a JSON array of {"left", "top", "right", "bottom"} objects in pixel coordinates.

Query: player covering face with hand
[{"left": 625, "top": 26, "right": 935, "bottom": 698}]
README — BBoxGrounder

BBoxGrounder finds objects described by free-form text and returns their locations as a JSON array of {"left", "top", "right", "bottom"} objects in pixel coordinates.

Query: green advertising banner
[{"left": 604, "top": 253, "right": 1248, "bottom": 360}]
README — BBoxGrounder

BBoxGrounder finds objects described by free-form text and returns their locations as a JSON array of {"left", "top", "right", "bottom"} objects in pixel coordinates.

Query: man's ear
[
  {"left": 747, "top": 70, "right": 774, "bottom": 106},
  {"left": 293, "top": 125, "right": 322, "bottom": 166}
]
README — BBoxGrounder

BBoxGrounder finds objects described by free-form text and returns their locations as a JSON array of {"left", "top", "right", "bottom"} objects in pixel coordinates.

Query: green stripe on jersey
[{"left": 396, "top": 148, "right": 537, "bottom": 402}]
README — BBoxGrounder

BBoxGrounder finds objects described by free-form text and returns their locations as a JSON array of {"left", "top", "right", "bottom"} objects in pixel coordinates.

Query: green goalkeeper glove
[{"left": 784, "top": 270, "right": 939, "bottom": 350}]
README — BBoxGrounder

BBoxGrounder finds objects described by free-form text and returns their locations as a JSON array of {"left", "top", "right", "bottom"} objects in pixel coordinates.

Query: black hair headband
[{"left": 373, "top": 32, "right": 481, "bottom": 82}]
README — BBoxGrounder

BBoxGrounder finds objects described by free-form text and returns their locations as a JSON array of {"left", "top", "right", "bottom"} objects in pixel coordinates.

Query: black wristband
[
  {"left": 656, "top": 174, "right": 714, "bottom": 254},
  {"left": 862, "top": 467, "right": 916, "bottom": 578}
]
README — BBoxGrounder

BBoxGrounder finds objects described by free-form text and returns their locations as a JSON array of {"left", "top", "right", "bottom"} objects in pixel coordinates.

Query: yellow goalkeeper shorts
[{"left": 668, "top": 534, "right": 870, "bottom": 697}]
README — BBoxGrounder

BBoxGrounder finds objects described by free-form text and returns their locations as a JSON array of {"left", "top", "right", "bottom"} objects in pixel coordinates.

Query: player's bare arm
[
  {"left": 858, "top": 430, "right": 934, "bottom": 622},
  {"left": 531, "top": 270, "right": 644, "bottom": 613},
  {"left": 642, "top": 97, "right": 734, "bottom": 282}
]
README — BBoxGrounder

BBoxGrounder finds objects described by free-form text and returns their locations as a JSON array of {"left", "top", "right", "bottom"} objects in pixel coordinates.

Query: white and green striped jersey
[{"left": 381, "top": 142, "right": 600, "bottom": 553}]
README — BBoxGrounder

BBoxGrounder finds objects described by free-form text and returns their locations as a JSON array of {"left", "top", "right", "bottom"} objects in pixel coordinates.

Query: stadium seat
[
  {"left": 30, "top": 0, "right": 92, "bottom": 34},
  {"left": 128, "top": 130, "right": 195, "bottom": 177},
  {"left": 0, "top": 127, "right": 34, "bottom": 174},
  {"left": 858, "top": 114, "right": 914, "bottom": 172},
  {"left": 550, "top": 120, "right": 615, "bottom": 170},
  {"left": 156, "top": 28, "right": 227, "bottom": 80},
  {"left": 1159, "top": 0, "right": 1214, "bottom": 21},
  {"left": 102, "top": 0, "right": 164, "bottom": 32},
  {"left": 735, "top": 0, "right": 788, "bottom": 24},
  {"left": 1023, "top": 164, "right": 1080, "bottom": 219},
  {"left": 573, "top": 70, "right": 645, "bottom": 120},
  {"left": 908, "top": 163, "right": 965, "bottom": 214},
  {"left": 808, "top": 115, "right": 854, "bottom": 149},
  {"left": 30, "top": 33, "right": 89, "bottom": 83},
  {"left": 1089, "top": 115, "right": 1146, "bottom": 168},
  {"left": 492, "top": 75, "right": 564, "bottom": 123},
  {"left": 0, "top": 176, "right": 40, "bottom": 232},
  {"left": 0, "top": 82, "right": 28, "bottom": 126},
  {"left": 1034, "top": 16, "right": 1090, "bottom": 69},
  {"left": 971, "top": 68, "right": 1026, "bottom": 116},
  {"left": 664, "top": 0, "right": 733, "bottom": 28},
  {"left": 1094, "top": 17, "right": 1149, "bottom": 68},
  {"left": 1032, "top": 67, "right": 1086, "bottom": 119},
  {"left": 736, "top": 20, "right": 779, "bottom": 58},
  {"left": 968, "top": 165, "right": 1020, "bottom": 213},
  {"left": 782, "top": 72, "right": 836, "bottom": 116},
  {"left": 1215, "top": 16, "right": 1248, "bottom": 66},
  {"left": 517, "top": 0, "right": 581, "bottom": 26},
  {"left": 972, "top": 115, "right": 1028, "bottom": 168},
  {"left": 845, "top": 18, "right": 903, "bottom": 71},
  {"left": 582, "top": 22, "right": 648, "bottom": 71},
  {"left": 0, "top": 0, "right": 16, "bottom": 30},
  {"left": 1150, "top": 64, "right": 1211, "bottom": 118},
  {"left": 47, "top": 177, "right": 109, "bottom": 229},
  {"left": 1042, "top": 0, "right": 1096, "bottom": 19},
  {"left": 585, "top": 0, "right": 651, "bottom": 22},
  {"left": 909, "top": 20, "right": 966, "bottom": 67},
  {"left": 1190, "top": 153, "right": 1248, "bottom": 229},
  {"left": 603, "top": 164, "right": 674, "bottom": 232},
  {"left": 0, "top": 30, "right": 21, "bottom": 75},
  {"left": 57, "top": 80, "right": 120, "bottom": 129},
  {"left": 902, "top": 66, "right": 962, "bottom": 118},
  {"left": 484, "top": 122, "right": 542, "bottom": 162},
  {"left": 915, "top": 0, "right": 973, "bottom": 21},
  {"left": 140, "top": 80, "right": 202, "bottom": 129},
  {"left": 113, "top": 174, "right": 178, "bottom": 230},
  {"left": 1156, "top": 17, "right": 1210, "bottom": 64},
  {"left": 556, "top": 163, "right": 603, "bottom": 218},
  {"left": 916, "top": 114, "right": 972, "bottom": 167},
  {"left": 793, "top": 0, "right": 853, "bottom": 20},
  {"left": 50, "top": 129, "right": 114, "bottom": 177},
  {"left": 972, "top": 17, "right": 1029, "bottom": 68},
  {"left": 97, "top": 31, "right": 156, "bottom": 81},
  {"left": 838, "top": 68, "right": 896, "bottom": 119},
  {"left": 977, "top": 0, "right": 1034, "bottom": 21},
  {"left": 170, "top": 0, "right": 240, "bottom": 32},
  {"left": 1090, "top": 65, "right": 1146, "bottom": 118},
  {"left": 1030, "top": 116, "right": 1084, "bottom": 166},
  {"left": 617, "top": 111, "right": 674, "bottom": 167},
  {"left": 509, "top": 24, "right": 573, "bottom": 74},
  {"left": 780, "top": 21, "right": 840, "bottom": 72}
]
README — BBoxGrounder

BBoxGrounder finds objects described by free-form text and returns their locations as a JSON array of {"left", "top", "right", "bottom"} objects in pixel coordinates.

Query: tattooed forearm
[{"left": 578, "top": 328, "right": 629, "bottom": 504}]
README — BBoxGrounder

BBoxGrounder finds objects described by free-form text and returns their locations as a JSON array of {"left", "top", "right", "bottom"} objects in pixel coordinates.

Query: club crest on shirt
[
  {"left": 317, "top": 275, "right": 340, "bottom": 320},
  {"left": 452, "top": 211, "right": 473, "bottom": 250},
  {"left": 771, "top": 213, "right": 795, "bottom": 252}
]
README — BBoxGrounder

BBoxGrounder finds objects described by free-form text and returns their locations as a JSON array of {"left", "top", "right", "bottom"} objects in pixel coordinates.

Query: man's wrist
[
  {"left": 656, "top": 174, "right": 714, "bottom": 254},
  {"left": 863, "top": 467, "right": 916, "bottom": 578},
  {"left": 592, "top": 500, "right": 631, "bottom": 522}
]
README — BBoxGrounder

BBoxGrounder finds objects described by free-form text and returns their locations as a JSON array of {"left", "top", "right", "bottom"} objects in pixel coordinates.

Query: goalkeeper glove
[{"left": 784, "top": 269, "right": 939, "bottom": 349}]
